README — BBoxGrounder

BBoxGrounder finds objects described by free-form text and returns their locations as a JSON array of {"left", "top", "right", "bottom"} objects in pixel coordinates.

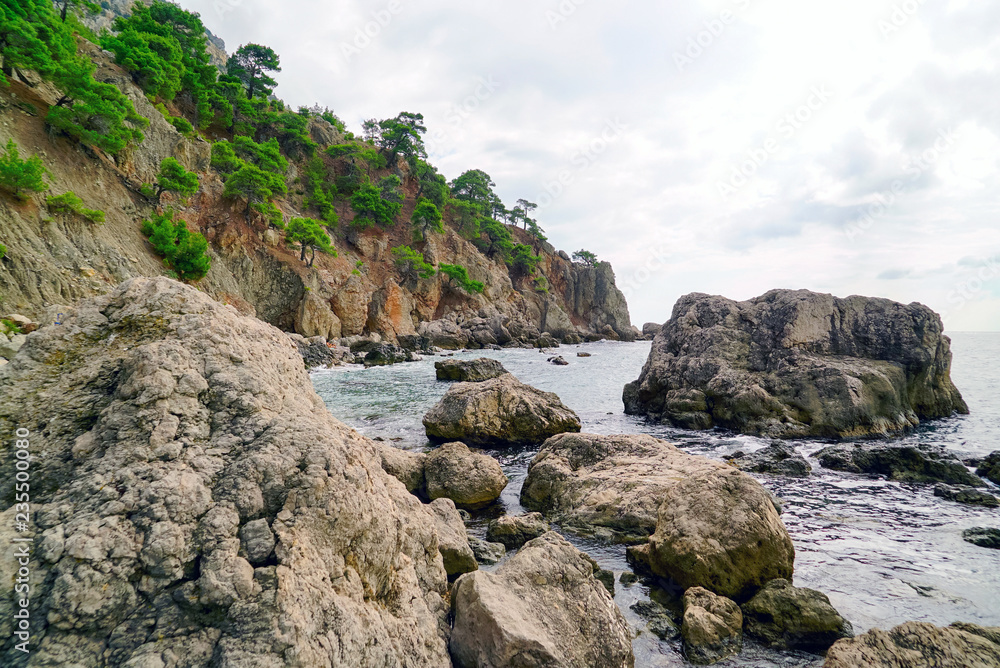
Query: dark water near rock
[{"left": 311, "top": 332, "right": 1000, "bottom": 667}]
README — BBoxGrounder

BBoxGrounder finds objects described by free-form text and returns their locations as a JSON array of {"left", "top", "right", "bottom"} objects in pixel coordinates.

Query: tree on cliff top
[
  {"left": 376, "top": 112, "right": 427, "bottom": 164},
  {"left": 572, "top": 249, "right": 598, "bottom": 266},
  {"left": 286, "top": 217, "right": 335, "bottom": 267},
  {"left": 228, "top": 43, "right": 280, "bottom": 99},
  {"left": 450, "top": 169, "right": 499, "bottom": 217}
]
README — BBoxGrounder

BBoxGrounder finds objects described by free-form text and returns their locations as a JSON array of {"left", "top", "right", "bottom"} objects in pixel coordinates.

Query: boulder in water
[
  {"left": 963, "top": 527, "right": 1000, "bottom": 549},
  {"left": 450, "top": 532, "right": 634, "bottom": 668},
  {"left": 434, "top": 357, "right": 508, "bottom": 382},
  {"left": 727, "top": 441, "right": 812, "bottom": 477},
  {"left": 824, "top": 621, "right": 1000, "bottom": 668},
  {"left": 681, "top": 587, "right": 743, "bottom": 665},
  {"left": 623, "top": 290, "right": 968, "bottom": 439},
  {"left": 422, "top": 373, "right": 581, "bottom": 447},
  {"left": 485, "top": 512, "right": 549, "bottom": 550},
  {"left": 468, "top": 536, "right": 506, "bottom": 565},
  {"left": 741, "top": 579, "right": 853, "bottom": 652},
  {"left": 934, "top": 483, "right": 999, "bottom": 507},
  {"left": 423, "top": 441, "right": 508, "bottom": 509},
  {"left": 977, "top": 451, "right": 1000, "bottom": 485},
  {"left": 815, "top": 442, "right": 984, "bottom": 486}
]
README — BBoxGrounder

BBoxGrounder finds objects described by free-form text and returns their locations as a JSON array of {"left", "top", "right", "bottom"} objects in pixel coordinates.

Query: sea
[{"left": 311, "top": 331, "right": 1000, "bottom": 667}]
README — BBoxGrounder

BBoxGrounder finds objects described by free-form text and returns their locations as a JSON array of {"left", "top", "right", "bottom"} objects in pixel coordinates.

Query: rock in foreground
[
  {"left": 681, "top": 587, "right": 743, "bottom": 665},
  {"left": 434, "top": 357, "right": 508, "bottom": 382},
  {"left": 977, "top": 451, "right": 1000, "bottom": 485},
  {"left": 0, "top": 278, "right": 452, "bottom": 667},
  {"left": 815, "top": 443, "right": 984, "bottom": 486},
  {"left": 450, "top": 532, "right": 634, "bottom": 668},
  {"left": 741, "top": 579, "right": 853, "bottom": 652},
  {"left": 624, "top": 290, "right": 968, "bottom": 439},
  {"left": 424, "top": 441, "right": 508, "bottom": 508},
  {"left": 824, "top": 621, "right": 1000, "bottom": 667},
  {"left": 429, "top": 498, "right": 478, "bottom": 576},
  {"left": 423, "top": 373, "right": 581, "bottom": 447}
]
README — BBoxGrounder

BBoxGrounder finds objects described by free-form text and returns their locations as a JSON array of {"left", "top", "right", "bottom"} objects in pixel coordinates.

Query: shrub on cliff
[
  {"left": 350, "top": 179, "right": 402, "bottom": 229},
  {"left": 411, "top": 198, "right": 443, "bottom": 242},
  {"left": 141, "top": 210, "right": 211, "bottom": 281},
  {"left": 0, "top": 139, "right": 48, "bottom": 200},
  {"left": 510, "top": 244, "right": 541, "bottom": 276},
  {"left": 46, "top": 191, "right": 105, "bottom": 223},
  {"left": 374, "top": 111, "right": 427, "bottom": 164},
  {"left": 573, "top": 249, "right": 598, "bottom": 266},
  {"left": 392, "top": 245, "right": 435, "bottom": 283},
  {"left": 152, "top": 157, "right": 199, "bottom": 202},
  {"left": 286, "top": 217, "right": 336, "bottom": 266},
  {"left": 439, "top": 263, "right": 485, "bottom": 294},
  {"left": 0, "top": 242, "right": 6, "bottom": 259}
]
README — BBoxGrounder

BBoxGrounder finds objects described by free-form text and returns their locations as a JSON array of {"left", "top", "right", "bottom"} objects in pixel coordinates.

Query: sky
[{"left": 181, "top": 0, "right": 1000, "bottom": 331}]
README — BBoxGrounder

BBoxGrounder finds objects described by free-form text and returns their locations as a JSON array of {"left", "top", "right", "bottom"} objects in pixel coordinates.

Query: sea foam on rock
[
  {"left": 0, "top": 277, "right": 453, "bottom": 667},
  {"left": 623, "top": 289, "right": 968, "bottom": 439}
]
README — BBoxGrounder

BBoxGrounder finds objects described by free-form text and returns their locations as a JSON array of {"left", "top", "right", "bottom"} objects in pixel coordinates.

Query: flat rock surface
[
  {"left": 434, "top": 357, "right": 508, "bottom": 382},
  {"left": 824, "top": 621, "right": 1000, "bottom": 668},
  {"left": 815, "top": 442, "right": 984, "bottom": 486}
]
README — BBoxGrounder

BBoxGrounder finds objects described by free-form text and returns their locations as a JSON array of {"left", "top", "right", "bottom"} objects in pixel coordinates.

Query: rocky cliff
[
  {"left": 0, "top": 43, "right": 633, "bottom": 351},
  {"left": 623, "top": 289, "right": 968, "bottom": 439}
]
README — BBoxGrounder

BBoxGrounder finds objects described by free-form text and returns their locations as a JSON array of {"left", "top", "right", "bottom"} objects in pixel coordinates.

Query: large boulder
[
  {"left": 428, "top": 498, "right": 478, "bottom": 577},
  {"left": 450, "top": 532, "right": 634, "bottom": 668},
  {"left": 824, "top": 621, "right": 1000, "bottom": 668},
  {"left": 0, "top": 278, "right": 453, "bottom": 667},
  {"left": 741, "top": 579, "right": 853, "bottom": 652},
  {"left": 648, "top": 466, "right": 795, "bottom": 602},
  {"left": 423, "top": 374, "right": 581, "bottom": 447},
  {"left": 624, "top": 290, "right": 968, "bottom": 439},
  {"left": 376, "top": 443, "right": 426, "bottom": 495},
  {"left": 815, "top": 442, "right": 984, "bottom": 486},
  {"left": 423, "top": 441, "right": 508, "bottom": 508},
  {"left": 642, "top": 322, "right": 661, "bottom": 339},
  {"left": 434, "top": 357, "right": 508, "bottom": 382},
  {"left": 417, "top": 319, "right": 469, "bottom": 349},
  {"left": 681, "top": 587, "right": 743, "bottom": 665},
  {"left": 521, "top": 432, "right": 766, "bottom": 543},
  {"left": 485, "top": 512, "right": 550, "bottom": 550}
]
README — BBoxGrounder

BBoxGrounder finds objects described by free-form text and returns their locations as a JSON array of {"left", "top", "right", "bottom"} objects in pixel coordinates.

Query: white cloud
[{"left": 185, "top": 0, "right": 1000, "bottom": 330}]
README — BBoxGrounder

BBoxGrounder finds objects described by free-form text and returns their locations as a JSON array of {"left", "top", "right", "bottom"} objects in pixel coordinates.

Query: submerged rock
[
  {"left": 631, "top": 600, "right": 680, "bottom": 640},
  {"left": 727, "top": 441, "right": 812, "bottom": 477},
  {"left": 681, "top": 587, "right": 743, "bottom": 665},
  {"left": 815, "top": 442, "right": 984, "bottom": 486},
  {"left": 934, "top": 483, "right": 999, "bottom": 507},
  {"left": 450, "top": 532, "right": 634, "bottom": 668},
  {"left": 741, "top": 579, "right": 853, "bottom": 652},
  {"left": 434, "top": 357, "right": 508, "bottom": 382},
  {"left": 963, "top": 527, "right": 1000, "bottom": 549},
  {"left": 423, "top": 373, "right": 581, "bottom": 447},
  {"left": 824, "top": 621, "right": 1000, "bottom": 667},
  {"left": 977, "top": 451, "right": 1000, "bottom": 485},
  {"left": 423, "top": 441, "right": 508, "bottom": 509},
  {"left": 0, "top": 277, "right": 452, "bottom": 667},
  {"left": 624, "top": 290, "right": 968, "bottom": 439},
  {"left": 485, "top": 513, "right": 550, "bottom": 550},
  {"left": 468, "top": 536, "right": 506, "bottom": 565}
]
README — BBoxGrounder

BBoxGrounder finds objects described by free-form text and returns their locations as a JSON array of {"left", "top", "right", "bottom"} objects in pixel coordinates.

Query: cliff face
[
  {"left": 0, "top": 45, "right": 633, "bottom": 348},
  {"left": 623, "top": 289, "right": 968, "bottom": 439}
]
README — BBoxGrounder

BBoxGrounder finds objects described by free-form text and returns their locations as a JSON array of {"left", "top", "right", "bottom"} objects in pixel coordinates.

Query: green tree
[
  {"left": 154, "top": 157, "right": 199, "bottom": 201},
  {"left": 378, "top": 174, "right": 403, "bottom": 206},
  {"left": 210, "top": 141, "right": 243, "bottom": 175},
  {"left": 223, "top": 163, "right": 285, "bottom": 223},
  {"left": 286, "top": 217, "right": 335, "bottom": 266},
  {"left": 350, "top": 182, "right": 401, "bottom": 229},
  {"left": 140, "top": 210, "right": 210, "bottom": 281},
  {"left": 475, "top": 217, "right": 514, "bottom": 260},
  {"left": 414, "top": 159, "right": 448, "bottom": 208},
  {"left": 513, "top": 198, "right": 538, "bottom": 229},
  {"left": 227, "top": 43, "right": 280, "bottom": 99},
  {"left": 376, "top": 111, "right": 427, "bottom": 164},
  {"left": 232, "top": 136, "right": 287, "bottom": 175},
  {"left": 0, "top": 139, "right": 48, "bottom": 199},
  {"left": 510, "top": 244, "right": 541, "bottom": 276},
  {"left": 392, "top": 245, "right": 435, "bottom": 283},
  {"left": 438, "top": 263, "right": 484, "bottom": 294},
  {"left": 46, "top": 191, "right": 104, "bottom": 223},
  {"left": 302, "top": 155, "right": 337, "bottom": 226},
  {"left": 0, "top": 0, "right": 76, "bottom": 83},
  {"left": 448, "top": 199, "right": 481, "bottom": 240},
  {"left": 57, "top": 0, "right": 98, "bottom": 23},
  {"left": 572, "top": 249, "right": 598, "bottom": 266},
  {"left": 411, "top": 198, "right": 443, "bottom": 242},
  {"left": 450, "top": 169, "right": 499, "bottom": 216}
]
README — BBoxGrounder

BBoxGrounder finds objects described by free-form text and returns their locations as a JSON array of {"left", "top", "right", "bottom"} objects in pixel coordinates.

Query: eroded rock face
[
  {"left": 0, "top": 278, "right": 452, "bottom": 667},
  {"left": 823, "top": 621, "right": 1000, "bottom": 668},
  {"left": 521, "top": 433, "right": 744, "bottom": 543},
  {"left": 741, "top": 579, "right": 853, "bottom": 652},
  {"left": 434, "top": 357, "right": 508, "bottom": 382},
  {"left": 450, "top": 532, "right": 634, "bottom": 668},
  {"left": 681, "top": 587, "right": 743, "bottom": 665},
  {"left": 815, "top": 443, "right": 984, "bottom": 486},
  {"left": 648, "top": 467, "right": 795, "bottom": 602},
  {"left": 623, "top": 290, "right": 968, "bottom": 439},
  {"left": 423, "top": 374, "right": 581, "bottom": 447},
  {"left": 424, "top": 442, "right": 508, "bottom": 509}
]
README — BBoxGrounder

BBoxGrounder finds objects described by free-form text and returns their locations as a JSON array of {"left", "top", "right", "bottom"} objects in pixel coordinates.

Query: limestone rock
[
  {"left": 468, "top": 537, "right": 506, "bottom": 565},
  {"left": 330, "top": 274, "right": 373, "bottom": 337},
  {"left": 485, "top": 513, "right": 549, "bottom": 550},
  {"left": 450, "top": 532, "right": 634, "bottom": 668},
  {"left": 624, "top": 290, "right": 968, "bottom": 438},
  {"left": 815, "top": 443, "right": 984, "bottom": 486},
  {"left": 294, "top": 291, "right": 341, "bottom": 340},
  {"left": 0, "top": 278, "right": 452, "bottom": 667},
  {"left": 0, "top": 332, "right": 26, "bottom": 359},
  {"left": 417, "top": 319, "right": 469, "bottom": 350},
  {"left": 824, "top": 621, "right": 1000, "bottom": 667},
  {"left": 521, "top": 432, "right": 790, "bottom": 550},
  {"left": 934, "top": 483, "right": 999, "bottom": 507},
  {"left": 741, "top": 579, "right": 853, "bottom": 651},
  {"left": 648, "top": 466, "right": 794, "bottom": 602},
  {"left": 423, "top": 374, "right": 581, "bottom": 447},
  {"left": 963, "top": 527, "right": 1000, "bottom": 549},
  {"left": 434, "top": 357, "right": 508, "bottom": 382},
  {"left": 376, "top": 443, "right": 426, "bottom": 495},
  {"left": 681, "top": 587, "right": 743, "bottom": 665},
  {"left": 428, "top": 498, "right": 477, "bottom": 577},
  {"left": 641, "top": 322, "right": 661, "bottom": 339},
  {"left": 977, "top": 451, "right": 1000, "bottom": 485},
  {"left": 728, "top": 441, "right": 812, "bottom": 477},
  {"left": 423, "top": 441, "right": 508, "bottom": 509},
  {"left": 362, "top": 342, "right": 410, "bottom": 367}
]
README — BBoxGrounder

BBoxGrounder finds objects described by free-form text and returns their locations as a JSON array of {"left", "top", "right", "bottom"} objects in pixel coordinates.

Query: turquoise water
[{"left": 311, "top": 332, "right": 1000, "bottom": 667}]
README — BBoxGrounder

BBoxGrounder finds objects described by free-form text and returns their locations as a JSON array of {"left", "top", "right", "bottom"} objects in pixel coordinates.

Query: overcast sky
[{"left": 181, "top": 0, "right": 1000, "bottom": 331}]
